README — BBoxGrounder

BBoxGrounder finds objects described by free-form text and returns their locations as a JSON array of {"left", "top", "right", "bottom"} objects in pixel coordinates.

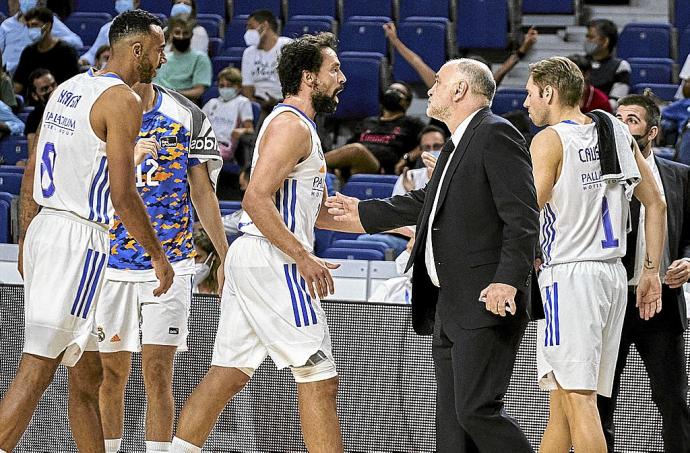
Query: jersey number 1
[
  {"left": 601, "top": 196, "right": 619, "bottom": 249},
  {"left": 40, "top": 142, "right": 56, "bottom": 198}
]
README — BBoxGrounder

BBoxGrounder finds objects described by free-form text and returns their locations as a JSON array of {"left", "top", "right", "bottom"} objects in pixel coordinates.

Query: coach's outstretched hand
[
  {"left": 296, "top": 253, "right": 340, "bottom": 299},
  {"left": 637, "top": 271, "right": 662, "bottom": 320},
  {"left": 326, "top": 192, "right": 361, "bottom": 223},
  {"left": 151, "top": 254, "right": 175, "bottom": 297}
]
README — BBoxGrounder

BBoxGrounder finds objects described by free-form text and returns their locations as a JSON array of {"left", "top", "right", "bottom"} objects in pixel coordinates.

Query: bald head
[{"left": 448, "top": 58, "right": 496, "bottom": 103}]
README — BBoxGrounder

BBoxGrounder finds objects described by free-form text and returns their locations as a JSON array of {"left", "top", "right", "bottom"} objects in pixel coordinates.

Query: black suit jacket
[
  {"left": 624, "top": 156, "right": 690, "bottom": 333},
  {"left": 358, "top": 108, "right": 540, "bottom": 334}
]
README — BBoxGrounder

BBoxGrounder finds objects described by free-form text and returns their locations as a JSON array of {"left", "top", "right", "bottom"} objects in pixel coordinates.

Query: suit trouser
[
  {"left": 432, "top": 311, "right": 533, "bottom": 453},
  {"left": 597, "top": 289, "right": 690, "bottom": 453}
]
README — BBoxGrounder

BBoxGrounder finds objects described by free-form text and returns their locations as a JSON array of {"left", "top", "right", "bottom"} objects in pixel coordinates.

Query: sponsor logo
[
  {"left": 169, "top": 327, "right": 179, "bottom": 335},
  {"left": 110, "top": 334, "right": 121, "bottom": 343},
  {"left": 160, "top": 136, "right": 178, "bottom": 148},
  {"left": 56, "top": 90, "right": 82, "bottom": 108}
]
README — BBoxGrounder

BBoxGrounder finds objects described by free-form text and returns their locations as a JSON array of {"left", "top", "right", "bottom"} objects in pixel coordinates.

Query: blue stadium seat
[
  {"left": 618, "top": 23, "right": 672, "bottom": 59},
  {"left": 212, "top": 56, "right": 242, "bottom": 78},
  {"left": 201, "top": 85, "right": 219, "bottom": 104},
  {"left": 346, "top": 15, "right": 392, "bottom": 23},
  {"left": 333, "top": 56, "right": 382, "bottom": 119},
  {"left": 220, "top": 46, "right": 245, "bottom": 57},
  {"left": 224, "top": 20, "right": 247, "bottom": 48},
  {"left": 628, "top": 58, "right": 674, "bottom": 86},
  {"left": 332, "top": 239, "right": 390, "bottom": 255},
  {"left": 676, "top": 128, "right": 690, "bottom": 165},
  {"left": 219, "top": 200, "right": 242, "bottom": 211},
  {"left": 341, "top": 181, "right": 394, "bottom": 200},
  {"left": 0, "top": 12, "right": 5, "bottom": 23},
  {"left": 456, "top": 0, "right": 507, "bottom": 49},
  {"left": 0, "top": 173, "right": 22, "bottom": 195},
  {"left": 393, "top": 20, "right": 447, "bottom": 83},
  {"left": 251, "top": 101, "right": 261, "bottom": 127},
  {"left": 314, "top": 227, "right": 335, "bottom": 256},
  {"left": 325, "top": 172, "right": 336, "bottom": 195},
  {"left": 208, "top": 37, "right": 223, "bottom": 56},
  {"left": 679, "top": 26, "right": 690, "bottom": 65},
  {"left": 0, "top": 137, "right": 28, "bottom": 165},
  {"left": 196, "top": 0, "right": 226, "bottom": 15},
  {"left": 399, "top": 0, "right": 451, "bottom": 19},
  {"left": 348, "top": 174, "right": 398, "bottom": 184},
  {"left": 342, "top": 0, "right": 393, "bottom": 20},
  {"left": 283, "top": 17, "right": 334, "bottom": 38},
  {"left": 0, "top": 166, "right": 24, "bottom": 174},
  {"left": 522, "top": 0, "right": 573, "bottom": 14},
  {"left": 0, "top": 192, "right": 15, "bottom": 208},
  {"left": 65, "top": 13, "right": 112, "bottom": 47},
  {"left": 674, "top": 1, "right": 690, "bottom": 32},
  {"left": 233, "top": 0, "right": 281, "bottom": 18},
  {"left": 339, "top": 19, "right": 388, "bottom": 56},
  {"left": 0, "top": 200, "right": 10, "bottom": 243},
  {"left": 196, "top": 13, "right": 224, "bottom": 38},
  {"left": 139, "top": 0, "right": 171, "bottom": 14},
  {"left": 322, "top": 247, "right": 384, "bottom": 261},
  {"left": 633, "top": 83, "right": 679, "bottom": 101},
  {"left": 288, "top": 0, "right": 337, "bottom": 20},
  {"left": 492, "top": 88, "right": 527, "bottom": 115},
  {"left": 73, "top": 0, "right": 115, "bottom": 13}
]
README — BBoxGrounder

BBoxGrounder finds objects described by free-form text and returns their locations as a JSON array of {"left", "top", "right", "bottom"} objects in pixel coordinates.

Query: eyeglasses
[{"left": 421, "top": 143, "right": 445, "bottom": 152}]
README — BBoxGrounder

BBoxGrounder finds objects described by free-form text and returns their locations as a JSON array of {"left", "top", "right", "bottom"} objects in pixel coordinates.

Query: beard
[
  {"left": 427, "top": 101, "right": 450, "bottom": 122},
  {"left": 137, "top": 58, "right": 155, "bottom": 84},
  {"left": 311, "top": 80, "right": 342, "bottom": 114}
]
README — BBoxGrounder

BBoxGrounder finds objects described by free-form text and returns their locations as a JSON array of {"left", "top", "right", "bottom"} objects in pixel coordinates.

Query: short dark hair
[
  {"left": 617, "top": 93, "right": 661, "bottom": 128},
  {"left": 109, "top": 9, "right": 162, "bottom": 46},
  {"left": 28, "top": 68, "right": 52, "bottom": 93},
  {"left": 249, "top": 9, "right": 278, "bottom": 33},
  {"left": 567, "top": 54, "right": 592, "bottom": 74},
  {"left": 95, "top": 45, "right": 111, "bottom": 61},
  {"left": 417, "top": 125, "right": 445, "bottom": 143},
  {"left": 390, "top": 80, "right": 413, "bottom": 104},
  {"left": 277, "top": 32, "right": 338, "bottom": 98},
  {"left": 24, "top": 7, "right": 54, "bottom": 25},
  {"left": 587, "top": 19, "right": 618, "bottom": 52}
]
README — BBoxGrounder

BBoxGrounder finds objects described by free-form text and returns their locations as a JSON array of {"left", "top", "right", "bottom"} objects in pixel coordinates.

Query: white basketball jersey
[
  {"left": 33, "top": 69, "right": 125, "bottom": 225},
  {"left": 540, "top": 119, "right": 632, "bottom": 266},
  {"left": 239, "top": 104, "right": 326, "bottom": 251}
]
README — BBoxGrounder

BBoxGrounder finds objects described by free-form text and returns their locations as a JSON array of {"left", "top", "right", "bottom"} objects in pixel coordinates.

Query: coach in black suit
[
  {"left": 324, "top": 59, "right": 539, "bottom": 451},
  {"left": 597, "top": 95, "right": 690, "bottom": 451}
]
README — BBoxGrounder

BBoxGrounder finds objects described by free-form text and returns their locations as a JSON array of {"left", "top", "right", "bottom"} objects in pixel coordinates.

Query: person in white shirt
[
  {"left": 163, "top": 0, "right": 209, "bottom": 54},
  {"left": 241, "top": 9, "right": 291, "bottom": 111},
  {"left": 201, "top": 67, "right": 254, "bottom": 161}
]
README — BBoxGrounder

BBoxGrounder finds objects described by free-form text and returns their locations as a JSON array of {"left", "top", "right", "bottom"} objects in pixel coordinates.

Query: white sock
[
  {"left": 146, "top": 440, "right": 172, "bottom": 452},
  {"left": 171, "top": 437, "right": 201, "bottom": 453},
  {"left": 104, "top": 438, "right": 122, "bottom": 453}
]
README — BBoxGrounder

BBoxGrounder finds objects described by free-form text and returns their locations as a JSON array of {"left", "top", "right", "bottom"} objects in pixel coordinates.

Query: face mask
[
  {"left": 395, "top": 250, "right": 412, "bottom": 277},
  {"left": 170, "top": 3, "right": 192, "bottom": 17},
  {"left": 244, "top": 29, "right": 261, "bottom": 47},
  {"left": 115, "top": 0, "right": 134, "bottom": 14},
  {"left": 192, "top": 253, "right": 213, "bottom": 287},
  {"left": 429, "top": 150, "right": 441, "bottom": 159},
  {"left": 382, "top": 88, "right": 406, "bottom": 112},
  {"left": 19, "top": 0, "right": 38, "bottom": 15},
  {"left": 219, "top": 87, "right": 239, "bottom": 101},
  {"left": 632, "top": 133, "right": 650, "bottom": 151},
  {"left": 584, "top": 41, "right": 601, "bottom": 56},
  {"left": 27, "top": 26, "right": 43, "bottom": 43},
  {"left": 172, "top": 37, "right": 191, "bottom": 52}
]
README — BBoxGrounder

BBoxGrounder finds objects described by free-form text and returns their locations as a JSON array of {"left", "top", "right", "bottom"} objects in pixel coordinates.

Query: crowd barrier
[{"left": 0, "top": 284, "right": 682, "bottom": 452}]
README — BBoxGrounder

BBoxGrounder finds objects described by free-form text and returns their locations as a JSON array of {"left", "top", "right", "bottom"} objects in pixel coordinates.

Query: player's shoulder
[
  {"left": 531, "top": 126, "right": 562, "bottom": 152},
  {"left": 97, "top": 83, "right": 140, "bottom": 110},
  {"left": 156, "top": 84, "right": 203, "bottom": 114}
]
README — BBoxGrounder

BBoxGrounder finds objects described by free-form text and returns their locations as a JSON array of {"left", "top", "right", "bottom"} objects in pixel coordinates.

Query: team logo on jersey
[
  {"left": 160, "top": 136, "right": 178, "bottom": 148},
  {"left": 97, "top": 326, "right": 105, "bottom": 342},
  {"left": 169, "top": 327, "right": 179, "bottom": 335}
]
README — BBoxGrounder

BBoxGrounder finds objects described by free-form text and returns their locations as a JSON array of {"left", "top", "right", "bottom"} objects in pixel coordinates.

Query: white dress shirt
[
  {"left": 425, "top": 109, "right": 482, "bottom": 287},
  {"left": 630, "top": 153, "right": 670, "bottom": 285}
]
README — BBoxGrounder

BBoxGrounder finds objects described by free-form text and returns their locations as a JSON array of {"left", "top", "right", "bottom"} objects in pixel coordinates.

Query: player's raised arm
[{"left": 92, "top": 85, "right": 173, "bottom": 296}]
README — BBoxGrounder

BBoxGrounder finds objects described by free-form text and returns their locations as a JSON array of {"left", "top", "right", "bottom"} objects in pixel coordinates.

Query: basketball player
[
  {"left": 524, "top": 57, "right": 666, "bottom": 452},
  {"left": 169, "top": 32, "right": 346, "bottom": 453},
  {"left": 0, "top": 10, "right": 174, "bottom": 453},
  {"left": 96, "top": 81, "right": 226, "bottom": 453}
]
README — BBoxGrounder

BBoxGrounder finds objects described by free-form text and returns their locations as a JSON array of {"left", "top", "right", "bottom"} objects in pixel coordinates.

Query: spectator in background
[
  {"left": 164, "top": 0, "right": 209, "bottom": 54},
  {"left": 46, "top": 0, "right": 72, "bottom": 21},
  {"left": 79, "top": 0, "right": 138, "bottom": 67},
  {"left": 326, "top": 81, "right": 425, "bottom": 176},
  {"left": 568, "top": 53, "right": 612, "bottom": 113},
  {"left": 0, "top": 100, "right": 24, "bottom": 138},
  {"left": 192, "top": 228, "right": 221, "bottom": 294},
  {"left": 95, "top": 44, "right": 111, "bottom": 69},
  {"left": 0, "top": 0, "right": 82, "bottom": 76},
  {"left": 241, "top": 10, "right": 292, "bottom": 113},
  {"left": 202, "top": 67, "right": 254, "bottom": 162},
  {"left": 0, "top": 53, "right": 17, "bottom": 109},
  {"left": 12, "top": 7, "right": 79, "bottom": 96},
  {"left": 153, "top": 16, "right": 212, "bottom": 103},
  {"left": 24, "top": 68, "right": 56, "bottom": 152},
  {"left": 585, "top": 18, "right": 631, "bottom": 109},
  {"left": 383, "top": 22, "right": 538, "bottom": 89}
]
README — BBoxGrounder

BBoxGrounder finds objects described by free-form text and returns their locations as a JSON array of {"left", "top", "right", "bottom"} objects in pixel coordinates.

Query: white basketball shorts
[
  {"left": 212, "top": 235, "right": 335, "bottom": 377},
  {"left": 96, "top": 272, "right": 193, "bottom": 353},
  {"left": 536, "top": 260, "right": 627, "bottom": 397},
  {"left": 22, "top": 208, "right": 109, "bottom": 367}
]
